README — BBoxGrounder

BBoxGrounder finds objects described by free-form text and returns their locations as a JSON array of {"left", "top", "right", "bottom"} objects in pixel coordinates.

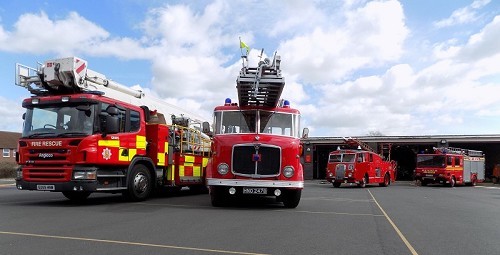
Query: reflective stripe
[
  {"left": 179, "top": 165, "right": 184, "bottom": 177},
  {"left": 184, "top": 155, "right": 195, "bottom": 163},
  {"left": 165, "top": 142, "right": 169, "bottom": 154},
  {"left": 98, "top": 140, "right": 119, "bottom": 147},
  {"left": 119, "top": 148, "right": 128, "bottom": 161},
  {"left": 202, "top": 157, "right": 209, "bottom": 167},
  {"left": 193, "top": 166, "right": 201, "bottom": 177},
  {"left": 157, "top": 153, "right": 165, "bottom": 166},
  {"left": 136, "top": 135, "right": 146, "bottom": 149}
]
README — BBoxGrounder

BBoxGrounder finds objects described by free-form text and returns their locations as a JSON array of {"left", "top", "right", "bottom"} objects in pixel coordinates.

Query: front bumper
[
  {"left": 16, "top": 179, "right": 98, "bottom": 192},
  {"left": 206, "top": 178, "right": 304, "bottom": 188}
]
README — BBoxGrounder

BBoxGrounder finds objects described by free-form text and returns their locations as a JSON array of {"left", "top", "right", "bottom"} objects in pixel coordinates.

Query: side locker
[{"left": 463, "top": 157, "right": 471, "bottom": 183}]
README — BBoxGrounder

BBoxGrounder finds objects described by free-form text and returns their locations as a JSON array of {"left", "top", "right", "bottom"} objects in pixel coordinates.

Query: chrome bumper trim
[{"left": 206, "top": 178, "right": 304, "bottom": 188}]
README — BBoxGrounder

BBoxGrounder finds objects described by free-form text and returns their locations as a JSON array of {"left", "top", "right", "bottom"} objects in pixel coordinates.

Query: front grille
[
  {"left": 27, "top": 149, "right": 70, "bottom": 163},
  {"left": 335, "top": 164, "right": 346, "bottom": 179},
  {"left": 232, "top": 144, "right": 281, "bottom": 176},
  {"left": 25, "top": 168, "right": 69, "bottom": 181}
]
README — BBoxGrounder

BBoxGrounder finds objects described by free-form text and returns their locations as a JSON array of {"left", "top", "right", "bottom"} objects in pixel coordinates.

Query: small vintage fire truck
[
  {"left": 14, "top": 57, "right": 211, "bottom": 201},
  {"left": 205, "top": 50, "right": 305, "bottom": 208},
  {"left": 326, "top": 138, "right": 396, "bottom": 188},
  {"left": 414, "top": 147, "right": 485, "bottom": 187}
]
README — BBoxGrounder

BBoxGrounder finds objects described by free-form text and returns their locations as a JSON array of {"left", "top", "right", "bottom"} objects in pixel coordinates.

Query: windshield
[
  {"left": 22, "top": 104, "right": 96, "bottom": 138},
  {"left": 214, "top": 110, "right": 300, "bottom": 137},
  {"left": 417, "top": 155, "right": 446, "bottom": 168},
  {"left": 329, "top": 153, "right": 356, "bottom": 163}
]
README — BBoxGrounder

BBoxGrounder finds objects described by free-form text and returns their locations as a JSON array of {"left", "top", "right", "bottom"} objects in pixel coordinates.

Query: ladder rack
[{"left": 236, "top": 54, "right": 284, "bottom": 107}]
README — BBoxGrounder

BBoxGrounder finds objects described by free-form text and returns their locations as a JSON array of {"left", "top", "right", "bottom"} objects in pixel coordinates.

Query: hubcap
[{"left": 134, "top": 173, "right": 148, "bottom": 193}]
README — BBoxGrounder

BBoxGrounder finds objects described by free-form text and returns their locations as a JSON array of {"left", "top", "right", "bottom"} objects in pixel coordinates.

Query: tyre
[
  {"left": 379, "top": 173, "right": 390, "bottom": 187},
  {"left": 333, "top": 182, "right": 341, "bottom": 188},
  {"left": 358, "top": 175, "right": 367, "bottom": 188},
  {"left": 421, "top": 180, "right": 428, "bottom": 186},
  {"left": 282, "top": 189, "right": 301, "bottom": 208},
  {"left": 210, "top": 186, "right": 228, "bottom": 207},
  {"left": 62, "top": 191, "right": 91, "bottom": 201},
  {"left": 123, "top": 164, "right": 152, "bottom": 201},
  {"left": 448, "top": 177, "right": 456, "bottom": 187}
]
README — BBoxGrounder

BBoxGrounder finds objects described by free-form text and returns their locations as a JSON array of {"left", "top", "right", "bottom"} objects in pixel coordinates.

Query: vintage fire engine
[
  {"left": 14, "top": 57, "right": 211, "bottom": 201},
  {"left": 205, "top": 50, "right": 305, "bottom": 208},
  {"left": 414, "top": 147, "right": 485, "bottom": 187},
  {"left": 326, "top": 138, "right": 396, "bottom": 187}
]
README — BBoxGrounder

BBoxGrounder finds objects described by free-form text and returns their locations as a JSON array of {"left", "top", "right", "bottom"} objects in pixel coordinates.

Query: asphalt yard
[{"left": 1, "top": 180, "right": 499, "bottom": 255}]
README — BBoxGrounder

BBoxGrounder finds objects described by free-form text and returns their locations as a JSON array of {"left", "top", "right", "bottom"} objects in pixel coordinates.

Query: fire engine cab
[
  {"left": 326, "top": 138, "right": 396, "bottom": 188},
  {"left": 14, "top": 57, "right": 211, "bottom": 201},
  {"left": 414, "top": 147, "right": 485, "bottom": 187},
  {"left": 205, "top": 50, "right": 305, "bottom": 208}
]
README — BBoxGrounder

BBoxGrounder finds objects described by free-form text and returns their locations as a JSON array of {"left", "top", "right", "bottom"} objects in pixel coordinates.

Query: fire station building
[{"left": 302, "top": 135, "right": 500, "bottom": 180}]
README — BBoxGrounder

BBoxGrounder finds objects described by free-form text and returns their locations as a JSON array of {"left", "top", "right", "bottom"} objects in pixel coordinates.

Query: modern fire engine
[
  {"left": 326, "top": 138, "right": 396, "bottom": 188},
  {"left": 414, "top": 147, "right": 485, "bottom": 187},
  {"left": 14, "top": 57, "right": 211, "bottom": 201},
  {"left": 205, "top": 50, "right": 305, "bottom": 208}
]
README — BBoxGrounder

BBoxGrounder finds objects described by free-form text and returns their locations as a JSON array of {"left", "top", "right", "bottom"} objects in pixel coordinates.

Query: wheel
[
  {"left": 62, "top": 191, "right": 91, "bottom": 201},
  {"left": 333, "top": 182, "right": 341, "bottom": 188},
  {"left": 358, "top": 175, "right": 367, "bottom": 188},
  {"left": 448, "top": 177, "right": 456, "bottom": 187},
  {"left": 282, "top": 189, "right": 301, "bottom": 208},
  {"left": 210, "top": 186, "right": 228, "bottom": 207},
  {"left": 472, "top": 177, "right": 477, "bottom": 186},
  {"left": 421, "top": 180, "right": 428, "bottom": 186},
  {"left": 379, "top": 173, "right": 390, "bottom": 187},
  {"left": 123, "top": 164, "right": 152, "bottom": 201}
]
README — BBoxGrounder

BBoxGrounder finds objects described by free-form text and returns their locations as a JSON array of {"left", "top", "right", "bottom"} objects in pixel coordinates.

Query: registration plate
[
  {"left": 242, "top": 187, "right": 267, "bottom": 194},
  {"left": 37, "top": 185, "right": 55, "bottom": 191}
]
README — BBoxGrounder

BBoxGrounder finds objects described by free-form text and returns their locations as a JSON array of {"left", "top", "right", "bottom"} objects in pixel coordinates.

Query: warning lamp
[
  {"left": 31, "top": 98, "right": 40, "bottom": 104},
  {"left": 283, "top": 100, "right": 290, "bottom": 108},
  {"left": 225, "top": 98, "right": 232, "bottom": 105}
]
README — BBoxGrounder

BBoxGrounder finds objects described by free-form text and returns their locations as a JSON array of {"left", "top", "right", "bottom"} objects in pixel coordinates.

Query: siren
[
  {"left": 225, "top": 98, "right": 231, "bottom": 106},
  {"left": 283, "top": 100, "right": 290, "bottom": 108}
]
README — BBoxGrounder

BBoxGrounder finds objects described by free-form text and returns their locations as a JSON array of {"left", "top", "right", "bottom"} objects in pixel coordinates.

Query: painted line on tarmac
[
  {"left": 274, "top": 209, "right": 384, "bottom": 217},
  {"left": 475, "top": 186, "right": 500, "bottom": 190},
  {"left": 367, "top": 190, "right": 419, "bottom": 255},
  {"left": 0, "top": 231, "right": 269, "bottom": 255},
  {"left": 0, "top": 183, "right": 15, "bottom": 188}
]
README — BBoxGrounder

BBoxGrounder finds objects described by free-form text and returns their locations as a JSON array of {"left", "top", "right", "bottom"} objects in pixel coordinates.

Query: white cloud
[
  {"left": 434, "top": 0, "right": 491, "bottom": 28},
  {"left": 0, "top": 96, "right": 25, "bottom": 132},
  {"left": 279, "top": 0, "right": 408, "bottom": 84}
]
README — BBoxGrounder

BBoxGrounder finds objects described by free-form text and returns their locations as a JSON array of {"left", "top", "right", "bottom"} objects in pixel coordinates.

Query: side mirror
[
  {"left": 101, "top": 115, "right": 119, "bottom": 136},
  {"left": 106, "top": 106, "right": 119, "bottom": 116},
  {"left": 22, "top": 113, "right": 26, "bottom": 120},
  {"left": 302, "top": 128, "right": 309, "bottom": 139}
]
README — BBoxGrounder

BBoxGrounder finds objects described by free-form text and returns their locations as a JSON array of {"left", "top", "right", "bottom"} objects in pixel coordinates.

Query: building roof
[
  {"left": 0, "top": 131, "right": 21, "bottom": 148},
  {"left": 304, "top": 134, "right": 500, "bottom": 145}
]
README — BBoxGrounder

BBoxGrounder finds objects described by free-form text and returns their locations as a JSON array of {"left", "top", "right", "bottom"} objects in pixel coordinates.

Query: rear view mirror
[{"left": 302, "top": 128, "right": 309, "bottom": 139}]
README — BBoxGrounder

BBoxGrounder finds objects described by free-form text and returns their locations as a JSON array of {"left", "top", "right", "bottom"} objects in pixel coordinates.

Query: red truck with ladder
[
  {"left": 326, "top": 138, "right": 396, "bottom": 187},
  {"left": 14, "top": 57, "right": 211, "bottom": 201},
  {"left": 414, "top": 147, "right": 485, "bottom": 187},
  {"left": 205, "top": 50, "right": 305, "bottom": 208}
]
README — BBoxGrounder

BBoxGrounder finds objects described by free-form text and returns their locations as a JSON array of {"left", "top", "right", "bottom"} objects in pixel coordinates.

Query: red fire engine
[
  {"left": 14, "top": 57, "right": 211, "bottom": 201},
  {"left": 326, "top": 138, "right": 396, "bottom": 187},
  {"left": 414, "top": 147, "right": 485, "bottom": 187},
  {"left": 205, "top": 50, "right": 305, "bottom": 208}
]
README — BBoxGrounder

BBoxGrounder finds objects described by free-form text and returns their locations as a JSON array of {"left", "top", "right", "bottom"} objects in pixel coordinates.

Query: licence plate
[
  {"left": 37, "top": 185, "right": 55, "bottom": 191},
  {"left": 242, "top": 187, "right": 267, "bottom": 194}
]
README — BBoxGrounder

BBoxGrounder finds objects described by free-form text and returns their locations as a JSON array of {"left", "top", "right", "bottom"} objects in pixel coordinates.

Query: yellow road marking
[
  {"left": 367, "top": 189, "right": 419, "bottom": 255},
  {"left": 0, "top": 231, "right": 269, "bottom": 255}
]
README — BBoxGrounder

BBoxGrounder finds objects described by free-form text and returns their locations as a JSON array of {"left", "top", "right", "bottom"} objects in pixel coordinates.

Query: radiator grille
[{"left": 232, "top": 145, "right": 281, "bottom": 176}]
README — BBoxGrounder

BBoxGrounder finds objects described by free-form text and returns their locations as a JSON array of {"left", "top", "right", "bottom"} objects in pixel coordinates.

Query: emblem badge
[{"left": 102, "top": 148, "right": 112, "bottom": 160}]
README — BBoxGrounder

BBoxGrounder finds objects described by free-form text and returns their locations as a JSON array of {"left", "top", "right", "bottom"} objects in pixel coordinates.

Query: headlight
[
  {"left": 217, "top": 163, "right": 229, "bottom": 175},
  {"left": 16, "top": 168, "right": 23, "bottom": 180},
  {"left": 283, "top": 166, "right": 294, "bottom": 178},
  {"left": 73, "top": 170, "right": 97, "bottom": 180}
]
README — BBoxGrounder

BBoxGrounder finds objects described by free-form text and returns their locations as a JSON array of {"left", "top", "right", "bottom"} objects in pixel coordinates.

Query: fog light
[
  {"left": 73, "top": 186, "right": 78, "bottom": 191},
  {"left": 328, "top": 172, "right": 334, "bottom": 178},
  {"left": 229, "top": 187, "right": 236, "bottom": 195},
  {"left": 17, "top": 185, "right": 22, "bottom": 190},
  {"left": 274, "top": 189, "right": 281, "bottom": 196}
]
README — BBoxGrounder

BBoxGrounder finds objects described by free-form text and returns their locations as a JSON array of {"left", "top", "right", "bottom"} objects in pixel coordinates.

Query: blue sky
[{"left": 0, "top": 0, "right": 499, "bottom": 137}]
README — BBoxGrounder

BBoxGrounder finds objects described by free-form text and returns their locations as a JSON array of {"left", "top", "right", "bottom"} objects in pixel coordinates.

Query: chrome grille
[{"left": 232, "top": 144, "right": 281, "bottom": 176}]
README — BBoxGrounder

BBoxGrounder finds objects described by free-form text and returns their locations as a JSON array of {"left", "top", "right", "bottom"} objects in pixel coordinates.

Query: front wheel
[
  {"left": 379, "top": 173, "right": 390, "bottom": 187},
  {"left": 448, "top": 177, "right": 456, "bottom": 187},
  {"left": 123, "top": 164, "right": 152, "bottom": 201},
  {"left": 62, "top": 191, "right": 91, "bottom": 201},
  {"left": 282, "top": 189, "right": 302, "bottom": 208},
  {"left": 358, "top": 175, "right": 368, "bottom": 188}
]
